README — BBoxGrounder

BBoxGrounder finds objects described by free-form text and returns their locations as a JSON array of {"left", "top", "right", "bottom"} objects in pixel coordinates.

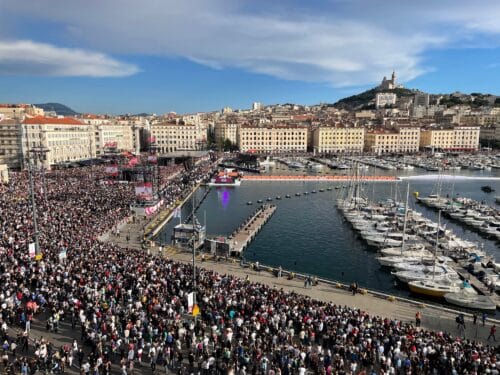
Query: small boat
[
  {"left": 319, "top": 189, "right": 325, "bottom": 192},
  {"left": 496, "top": 196, "right": 500, "bottom": 204},
  {"left": 257, "top": 199, "right": 263, "bottom": 203},
  {"left": 481, "top": 185, "right": 495, "bottom": 193},
  {"left": 266, "top": 197, "right": 273, "bottom": 201},
  {"left": 276, "top": 196, "right": 282, "bottom": 200},
  {"left": 444, "top": 291, "right": 496, "bottom": 312},
  {"left": 311, "top": 190, "right": 317, "bottom": 194},
  {"left": 408, "top": 279, "right": 460, "bottom": 297},
  {"left": 334, "top": 186, "right": 340, "bottom": 190},
  {"left": 246, "top": 201, "right": 253, "bottom": 205},
  {"left": 304, "top": 191, "right": 309, "bottom": 195},
  {"left": 327, "top": 187, "right": 332, "bottom": 191},
  {"left": 285, "top": 194, "right": 291, "bottom": 198},
  {"left": 295, "top": 193, "right": 301, "bottom": 196}
]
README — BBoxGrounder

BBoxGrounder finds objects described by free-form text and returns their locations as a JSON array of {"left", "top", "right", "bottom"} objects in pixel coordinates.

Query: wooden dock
[
  {"left": 228, "top": 204, "right": 277, "bottom": 255},
  {"left": 449, "top": 262, "right": 500, "bottom": 309}
]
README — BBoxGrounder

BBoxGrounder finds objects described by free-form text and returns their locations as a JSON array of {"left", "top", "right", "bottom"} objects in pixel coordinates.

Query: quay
[
  {"left": 105, "top": 212, "right": 500, "bottom": 344},
  {"left": 227, "top": 204, "right": 277, "bottom": 255},
  {"left": 243, "top": 175, "right": 399, "bottom": 181},
  {"left": 450, "top": 262, "right": 500, "bottom": 309}
]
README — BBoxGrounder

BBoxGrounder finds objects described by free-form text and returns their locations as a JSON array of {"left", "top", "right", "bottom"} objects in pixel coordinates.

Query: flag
[
  {"left": 28, "top": 243, "right": 36, "bottom": 258},
  {"left": 192, "top": 304, "right": 200, "bottom": 317},
  {"left": 127, "top": 157, "right": 139, "bottom": 167},
  {"left": 135, "top": 182, "right": 153, "bottom": 200},
  {"left": 187, "top": 292, "right": 194, "bottom": 313},
  {"left": 105, "top": 165, "right": 119, "bottom": 176}
]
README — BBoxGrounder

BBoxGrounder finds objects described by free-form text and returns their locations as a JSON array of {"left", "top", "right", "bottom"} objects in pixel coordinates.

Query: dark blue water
[{"left": 157, "top": 168, "right": 500, "bottom": 298}]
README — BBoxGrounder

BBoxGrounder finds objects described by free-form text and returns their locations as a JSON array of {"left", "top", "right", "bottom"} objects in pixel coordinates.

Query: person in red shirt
[{"left": 488, "top": 325, "right": 496, "bottom": 342}]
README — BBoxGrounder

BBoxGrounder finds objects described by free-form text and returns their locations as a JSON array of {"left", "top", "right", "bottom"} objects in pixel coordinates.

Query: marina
[{"left": 156, "top": 170, "right": 499, "bottom": 309}]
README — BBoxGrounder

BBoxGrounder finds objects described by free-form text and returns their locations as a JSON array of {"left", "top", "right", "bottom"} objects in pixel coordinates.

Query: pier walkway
[
  {"left": 228, "top": 204, "right": 277, "bottom": 255},
  {"left": 161, "top": 250, "right": 499, "bottom": 344},
  {"left": 450, "top": 262, "right": 500, "bottom": 308}
]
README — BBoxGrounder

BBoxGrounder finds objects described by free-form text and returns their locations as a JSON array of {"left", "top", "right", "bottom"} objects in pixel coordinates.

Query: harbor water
[{"left": 157, "top": 167, "right": 500, "bottom": 300}]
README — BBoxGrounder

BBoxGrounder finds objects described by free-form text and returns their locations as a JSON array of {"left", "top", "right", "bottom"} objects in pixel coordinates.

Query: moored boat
[
  {"left": 408, "top": 279, "right": 461, "bottom": 297},
  {"left": 444, "top": 291, "right": 496, "bottom": 312}
]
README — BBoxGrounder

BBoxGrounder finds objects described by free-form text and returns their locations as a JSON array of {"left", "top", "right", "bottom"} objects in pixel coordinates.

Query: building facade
[
  {"left": 364, "top": 127, "right": 420, "bottom": 154},
  {"left": 0, "top": 119, "right": 23, "bottom": 169},
  {"left": 23, "top": 117, "right": 96, "bottom": 169},
  {"left": 480, "top": 124, "right": 500, "bottom": 145},
  {"left": 214, "top": 121, "right": 239, "bottom": 145},
  {"left": 0, "top": 104, "right": 44, "bottom": 119},
  {"left": 312, "top": 126, "right": 365, "bottom": 153},
  {"left": 151, "top": 122, "right": 207, "bottom": 153},
  {"left": 420, "top": 126, "right": 480, "bottom": 151},
  {"left": 94, "top": 124, "right": 134, "bottom": 156},
  {"left": 376, "top": 93, "right": 397, "bottom": 108},
  {"left": 238, "top": 125, "right": 307, "bottom": 153}
]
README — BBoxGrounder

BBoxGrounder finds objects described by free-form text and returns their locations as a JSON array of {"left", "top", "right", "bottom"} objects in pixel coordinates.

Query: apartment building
[
  {"left": 480, "top": 124, "right": 500, "bottom": 145},
  {"left": 0, "top": 118, "right": 22, "bottom": 169},
  {"left": 364, "top": 127, "right": 420, "bottom": 154},
  {"left": 0, "top": 104, "right": 44, "bottom": 119},
  {"left": 214, "top": 121, "right": 239, "bottom": 145},
  {"left": 312, "top": 126, "right": 365, "bottom": 153},
  {"left": 238, "top": 125, "right": 307, "bottom": 153},
  {"left": 23, "top": 116, "right": 95, "bottom": 169},
  {"left": 94, "top": 124, "right": 134, "bottom": 156},
  {"left": 375, "top": 93, "right": 397, "bottom": 108},
  {"left": 420, "top": 126, "right": 480, "bottom": 151},
  {"left": 151, "top": 122, "right": 207, "bottom": 153}
]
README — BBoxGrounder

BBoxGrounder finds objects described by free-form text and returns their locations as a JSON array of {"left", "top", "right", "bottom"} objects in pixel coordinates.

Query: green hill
[
  {"left": 334, "top": 87, "right": 418, "bottom": 110},
  {"left": 35, "top": 103, "right": 79, "bottom": 116}
]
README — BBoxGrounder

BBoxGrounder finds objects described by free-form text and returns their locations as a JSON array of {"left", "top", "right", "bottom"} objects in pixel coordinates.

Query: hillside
[
  {"left": 334, "top": 87, "right": 418, "bottom": 110},
  {"left": 35, "top": 103, "right": 79, "bottom": 116}
]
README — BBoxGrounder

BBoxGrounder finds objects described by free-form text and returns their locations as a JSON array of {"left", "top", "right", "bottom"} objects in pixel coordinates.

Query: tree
[{"left": 222, "top": 138, "right": 238, "bottom": 152}]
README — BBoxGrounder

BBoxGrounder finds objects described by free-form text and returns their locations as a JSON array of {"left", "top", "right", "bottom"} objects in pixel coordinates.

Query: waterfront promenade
[{"left": 105, "top": 220, "right": 500, "bottom": 344}]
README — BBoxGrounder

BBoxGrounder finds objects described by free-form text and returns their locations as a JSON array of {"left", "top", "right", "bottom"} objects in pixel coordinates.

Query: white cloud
[
  {"left": 1, "top": 0, "right": 500, "bottom": 85},
  {"left": 0, "top": 39, "right": 139, "bottom": 77}
]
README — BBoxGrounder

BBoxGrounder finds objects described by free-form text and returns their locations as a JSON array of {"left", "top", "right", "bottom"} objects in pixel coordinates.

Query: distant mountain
[
  {"left": 334, "top": 87, "right": 418, "bottom": 110},
  {"left": 35, "top": 103, "right": 79, "bottom": 116}
]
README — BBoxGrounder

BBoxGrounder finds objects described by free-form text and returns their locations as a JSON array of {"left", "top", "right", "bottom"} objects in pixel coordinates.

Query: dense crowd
[{"left": 0, "top": 159, "right": 499, "bottom": 375}]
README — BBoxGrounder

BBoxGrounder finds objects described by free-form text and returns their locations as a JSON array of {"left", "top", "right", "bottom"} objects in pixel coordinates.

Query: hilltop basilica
[{"left": 378, "top": 71, "right": 403, "bottom": 90}]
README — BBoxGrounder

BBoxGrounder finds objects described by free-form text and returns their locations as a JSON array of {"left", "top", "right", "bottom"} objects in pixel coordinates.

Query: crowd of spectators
[{"left": 0, "top": 160, "right": 499, "bottom": 375}]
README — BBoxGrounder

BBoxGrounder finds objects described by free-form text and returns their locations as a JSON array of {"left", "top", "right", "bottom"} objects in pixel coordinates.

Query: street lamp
[{"left": 27, "top": 145, "right": 49, "bottom": 256}]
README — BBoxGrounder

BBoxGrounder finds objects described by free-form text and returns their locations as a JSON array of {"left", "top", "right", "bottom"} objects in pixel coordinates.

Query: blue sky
[{"left": 1, "top": 0, "right": 500, "bottom": 114}]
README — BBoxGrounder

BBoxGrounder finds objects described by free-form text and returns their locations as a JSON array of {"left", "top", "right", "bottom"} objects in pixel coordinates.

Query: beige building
[
  {"left": 0, "top": 104, "right": 44, "bottom": 119},
  {"left": 214, "top": 121, "right": 239, "bottom": 145},
  {"left": 312, "top": 126, "right": 365, "bottom": 153},
  {"left": 0, "top": 164, "right": 8, "bottom": 183},
  {"left": 420, "top": 126, "right": 480, "bottom": 151},
  {"left": 0, "top": 118, "right": 23, "bottom": 169},
  {"left": 151, "top": 122, "right": 207, "bottom": 153},
  {"left": 23, "top": 116, "right": 95, "bottom": 169},
  {"left": 238, "top": 125, "right": 307, "bottom": 153},
  {"left": 480, "top": 124, "right": 500, "bottom": 145},
  {"left": 365, "top": 127, "right": 420, "bottom": 154},
  {"left": 94, "top": 124, "right": 134, "bottom": 156}
]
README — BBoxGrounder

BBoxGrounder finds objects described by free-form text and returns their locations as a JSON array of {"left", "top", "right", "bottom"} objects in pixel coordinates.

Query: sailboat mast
[
  {"left": 432, "top": 210, "right": 441, "bottom": 281},
  {"left": 401, "top": 181, "right": 410, "bottom": 255}
]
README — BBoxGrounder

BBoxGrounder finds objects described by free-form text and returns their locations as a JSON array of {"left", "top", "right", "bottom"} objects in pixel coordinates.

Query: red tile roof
[{"left": 23, "top": 116, "right": 84, "bottom": 125}]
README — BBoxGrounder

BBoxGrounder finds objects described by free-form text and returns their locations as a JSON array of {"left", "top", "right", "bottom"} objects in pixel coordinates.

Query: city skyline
[{"left": 2, "top": 1, "right": 500, "bottom": 114}]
